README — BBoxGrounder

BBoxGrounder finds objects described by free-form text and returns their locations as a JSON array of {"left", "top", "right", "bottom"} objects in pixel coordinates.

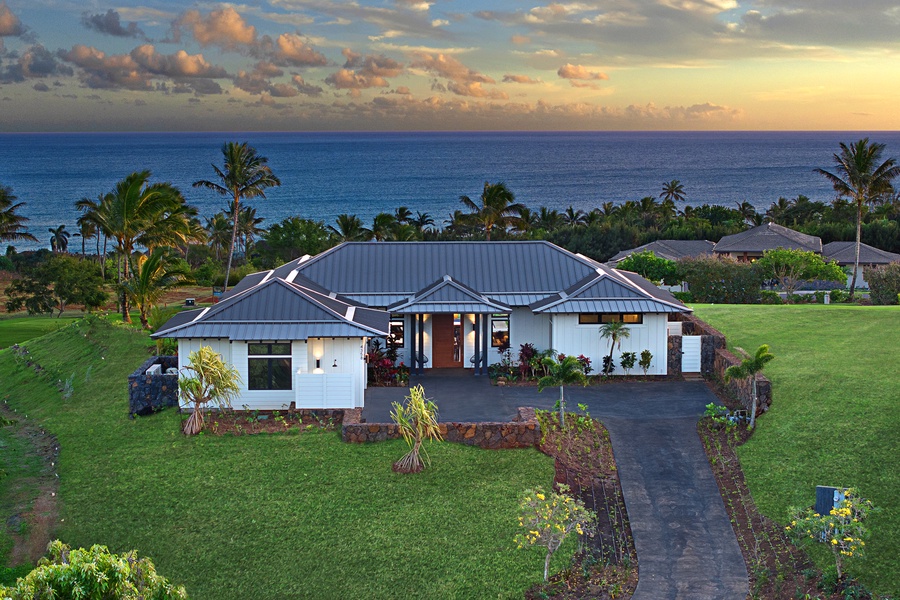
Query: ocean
[{"left": 2, "top": 130, "right": 899, "bottom": 252}]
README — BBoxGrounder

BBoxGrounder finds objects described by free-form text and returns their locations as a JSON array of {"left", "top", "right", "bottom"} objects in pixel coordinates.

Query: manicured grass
[
  {"left": 0, "top": 315, "right": 83, "bottom": 349},
  {"left": 0, "top": 317, "right": 559, "bottom": 598},
  {"left": 693, "top": 304, "right": 899, "bottom": 597}
]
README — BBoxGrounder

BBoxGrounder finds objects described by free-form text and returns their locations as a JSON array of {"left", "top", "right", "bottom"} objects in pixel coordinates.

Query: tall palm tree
[
  {"left": 193, "top": 142, "right": 281, "bottom": 291},
  {"left": 394, "top": 206, "right": 412, "bottom": 224},
  {"left": 459, "top": 181, "right": 525, "bottom": 241},
  {"left": 48, "top": 224, "right": 70, "bottom": 253},
  {"left": 235, "top": 205, "right": 265, "bottom": 256},
  {"left": 371, "top": 212, "right": 397, "bottom": 241},
  {"left": 0, "top": 185, "right": 37, "bottom": 244},
  {"left": 537, "top": 354, "right": 588, "bottom": 429},
  {"left": 122, "top": 247, "right": 192, "bottom": 329},
  {"left": 329, "top": 214, "right": 372, "bottom": 242},
  {"left": 205, "top": 212, "right": 232, "bottom": 260},
  {"left": 76, "top": 193, "right": 111, "bottom": 276},
  {"left": 660, "top": 179, "right": 686, "bottom": 203},
  {"left": 815, "top": 138, "right": 900, "bottom": 300},
  {"left": 536, "top": 207, "right": 563, "bottom": 231},
  {"left": 75, "top": 217, "right": 96, "bottom": 258},
  {"left": 563, "top": 206, "right": 586, "bottom": 227},
  {"left": 599, "top": 321, "right": 630, "bottom": 376},
  {"left": 410, "top": 211, "right": 435, "bottom": 233},
  {"left": 724, "top": 345, "right": 774, "bottom": 429},
  {"left": 735, "top": 201, "right": 759, "bottom": 227}
]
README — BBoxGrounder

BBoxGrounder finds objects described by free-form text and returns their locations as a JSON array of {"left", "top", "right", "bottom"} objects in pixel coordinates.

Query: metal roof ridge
[{"left": 290, "top": 283, "right": 388, "bottom": 336}]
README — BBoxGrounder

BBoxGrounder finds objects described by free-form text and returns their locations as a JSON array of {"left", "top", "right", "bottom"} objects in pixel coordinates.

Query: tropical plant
[
  {"left": 371, "top": 212, "right": 397, "bottom": 241},
  {"left": 620, "top": 351, "right": 637, "bottom": 375},
  {"left": 660, "top": 179, "right": 686, "bottom": 203},
  {"left": 179, "top": 345, "right": 241, "bottom": 435},
  {"left": 723, "top": 344, "right": 774, "bottom": 429},
  {"left": 122, "top": 247, "right": 192, "bottom": 328},
  {"left": 815, "top": 138, "right": 900, "bottom": 300},
  {"left": 537, "top": 354, "right": 588, "bottom": 429},
  {"left": 257, "top": 216, "right": 334, "bottom": 267},
  {"left": 0, "top": 185, "right": 37, "bottom": 244},
  {"left": 205, "top": 211, "right": 232, "bottom": 260},
  {"left": 754, "top": 248, "right": 845, "bottom": 300},
  {"left": 235, "top": 204, "right": 265, "bottom": 255},
  {"left": 599, "top": 321, "right": 630, "bottom": 377},
  {"left": 75, "top": 193, "right": 111, "bottom": 277},
  {"left": 514, "top": 484, "right": 596, "bottom": 582},
  {"left": 329, "top": 213, "right": 372, "bottom": 242},
  {"left": 48, "top": 224, "right": 70, "bottom": 253},
  {"left": 459, "top": 181, "right": 525, "bottom": 241},
  {"left": 5, "top": 255, "right": 107, "bottom": 316},
  {"left": 616, "top": 250, "right": 680, "bottom": 285},
  {"left": 0, "top": 540, "right": 186, "bottom": 599},
  {"left": 390, "top": 384, "right": 442, "bottom": 473},
  {"left": 193, "top": 141, "right": 281, "bottom": 292},
  {"left": 864, "top": 261, "right": 900, "bottom": 305}
]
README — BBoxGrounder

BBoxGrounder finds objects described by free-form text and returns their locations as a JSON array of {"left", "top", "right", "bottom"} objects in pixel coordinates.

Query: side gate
[{"left": 681, "top": 335, "right": 702, "bottom": 373}]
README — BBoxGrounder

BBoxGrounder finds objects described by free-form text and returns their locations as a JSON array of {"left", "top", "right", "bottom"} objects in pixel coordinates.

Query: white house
[{"left": 153, "top": 241, "right": 690, "bottom": 410}]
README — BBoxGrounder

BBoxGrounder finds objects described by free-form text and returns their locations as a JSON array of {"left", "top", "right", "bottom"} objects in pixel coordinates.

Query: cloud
[
  {"left": 511, "top": 35, "right": 531, "bottom": 45},
  {"left": 557, "top": 63, "right": 608, "bottom": 81},
  {"left": 325, "top": 68, "right": 390, "bottom": 91},
  {"left": 447, "top": 81, "right": 508, "bottom": 99},
  {"left": 0, "top": 2, "right": 21, "bottom": 37},
  {"left": 291, "top": 74, "right": 324, "bottom": 96},
  {"left": 258, "top": 33, "right": 328, "bottom": 67},
  {"left": 32, "top": 81, "right": 48, "bottom": 91},
  {"left": 1, "top": 44, "right": 73, "bottom": 83},
  {"left": 342, "top": 48, "right": 403, "bottom": 76},
  {"left": 411, "top": 53, "right": 494, "bottom": 84},
  {"left": 81, "top": 10, "right": 145, "bottom": 39},
  {"left": 173, "top": 7, "right": 256, "bottom": 49},
  {"left": 503, "top": 74, "right": 540, "bottom": 84},
  {"left": 131, "top": 45, "right": 227, "bottom": 78}
]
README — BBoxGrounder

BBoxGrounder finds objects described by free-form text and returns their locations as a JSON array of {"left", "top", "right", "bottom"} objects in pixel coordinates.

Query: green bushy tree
[
  {"left": 754, "top": 248, "right": 845, "bottom": 300},
  {"left": 864, "top": 261, "right": 900, "bottom": 305},
  {"left": 615, "top": 250, "right": 680, "bottom": 285}
]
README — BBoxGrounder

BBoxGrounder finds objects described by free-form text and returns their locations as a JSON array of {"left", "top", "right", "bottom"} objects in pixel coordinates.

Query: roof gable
[
  {"left": 823, "top": 241, "right": 900, "bottom": 265},
  {"left": 388, "top": 275, "right": 511, "bottom": 314},
  {"left": 715, "top": 223, "right": 821, "bottom": 254},
  {"left": 609, "top": 239, "right": 716, "bottom": 263}
]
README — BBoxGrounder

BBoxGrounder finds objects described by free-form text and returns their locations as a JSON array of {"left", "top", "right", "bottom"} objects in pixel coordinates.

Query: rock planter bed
[
  {"left": 699, "top": 383, "right": 877, "bottom": 600},
  {"left": 525, "top": 410, "right": 638, "bottom": 600},
  {"left": 180, "top": 409, "right": 344, "bottom": 435}
]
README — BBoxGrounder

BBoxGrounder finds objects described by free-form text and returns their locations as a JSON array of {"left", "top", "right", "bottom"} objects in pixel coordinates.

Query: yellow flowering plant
[
  {"left": 785, "top": 488, "right": 876, "bottom": 580},
  {"left": 514, "top": 484, "right": 596, "bottom": 582}
]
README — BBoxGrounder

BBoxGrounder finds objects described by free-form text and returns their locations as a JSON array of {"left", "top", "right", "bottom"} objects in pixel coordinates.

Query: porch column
[
  {"left": 409, "top": 313, "right": 418, "bottom": 375},
  {"left": 473, "top": 313, "right": 481, "bottom": 376},
  {"left": 417, "top": 313, "right": 425, "bottom": 375},
  {"left": 481, "top": 313, "right": 490, "bottom": 376}
]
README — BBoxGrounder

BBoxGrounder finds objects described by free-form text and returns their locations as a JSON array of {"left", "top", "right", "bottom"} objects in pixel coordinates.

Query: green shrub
[
  {"left": 672, "top": 291, "right": 693, "bottom": 303},
  {"left": 814, "top": 291, "right": 827, "bottom": 304},
  {"left": 759, "top": 290, "right": 783, "bottom": 304},
  {"left": 677, "top": 255, "right": 763, "bottom": 304},
  {"left": 864, "top": 262, "right": 900, "bottom": 305},
  {"left": 830, "top": 288, "right": 849, "bottom": 303}
]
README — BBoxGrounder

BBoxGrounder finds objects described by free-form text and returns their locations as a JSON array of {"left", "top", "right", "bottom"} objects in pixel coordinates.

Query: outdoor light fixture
[
  {"left": 332, "top": 359, "right": 338, "bottom": 368},
  {"left": 315, "top": 359, "right": 321, "bottom": 369}
]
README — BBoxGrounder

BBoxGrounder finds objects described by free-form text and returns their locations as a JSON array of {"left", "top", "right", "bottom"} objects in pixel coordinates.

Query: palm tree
[
  {"left": 76, "top": 193, "right": 111, "bottom": 277},
  {"left": 536, "top": 207, "right": 563, "bottom": 231},
  {"left": 660, "top": 179, "right": 686, "bottom": 203},
  {"left": 735, "top": 201, "right": 759, "bottom": 227},
  {"left": 122, "top": 247, "right": 192, "bottom": 329},
  {"left": 180, "top": 345, "right": 241, "bottom": 436},
  {"left": 205, "top": 212, "right": 232, "bottom": 260},
  {"left": 815, "top": 138, "right": 900, "bottom": 300},
  {"left": 235, "top": 205, "right": 265, "bottom": 256},
  {"left": 371, "top": 212, "right": 397, "bottom": 241},
  {"left": 48, "top": 224, "right": 70, "bottom": 253},
  {"left": 386, "top": 223, "right": 422, "bottom": 241},
  {"left": 410, "top": 211, "right": 435, "bottom": 232},
  {"left": 329, "top": 214, "right": 372, "bottom": 242},
  {"left": 598, "top": 201, "right": 618, "bottom": 219},
  {"left": 765, "top": 197, "right": 790, "bottom": 224},
  {"left": 75, "top": 216, "right": 97, "bottom": 258},
  {"left": 599, "top": 321, "right": 631, "bottom": 376},
  {"left": 0, "top": 185, "right": 37, "bottom": 244},
  {"left": 537, "top": 354, "right": 588, "bottom": 429},
  {"left": 724, "top": 345, "right": 774, "bottom": 429},
  {"left": 394, "top": 206, "right": 412, "bottom": 224},
  {"left": 563, "top": 206, "right": 586, "bottom": 227},
  {"left": 193, "top": 142, "right": 281, "bottom": 292},
  {"left": 459, "top": 181, "right": 525, "bottom": 241}
]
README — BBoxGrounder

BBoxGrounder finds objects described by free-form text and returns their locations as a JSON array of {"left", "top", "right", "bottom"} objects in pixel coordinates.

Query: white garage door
[{"left": 682, "top": 336, "right": 702, "bottom": 373}]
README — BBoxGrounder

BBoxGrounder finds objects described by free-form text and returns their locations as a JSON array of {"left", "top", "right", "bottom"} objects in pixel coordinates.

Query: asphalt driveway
[{"left": 364, "top": 375, "right": 748, "bottom": 600}]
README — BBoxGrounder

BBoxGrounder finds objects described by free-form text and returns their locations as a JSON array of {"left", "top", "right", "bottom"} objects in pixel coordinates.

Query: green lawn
[
  {"left": 0, "top": 315, "right": 83, "bottom": 349},
  {"left": 0, "top": 318, "right": 560, "bottom": 598},
  {"left": 693, "top": 304, "right": 899, "bottom": 597}
]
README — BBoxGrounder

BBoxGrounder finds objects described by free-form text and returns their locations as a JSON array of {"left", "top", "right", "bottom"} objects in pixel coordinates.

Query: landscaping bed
[
  {"left": 180, "top": 408, "right": 343, "bottom": 435},
  {"left": 524, "top": 410, "right": 638, "bottom": 599}
]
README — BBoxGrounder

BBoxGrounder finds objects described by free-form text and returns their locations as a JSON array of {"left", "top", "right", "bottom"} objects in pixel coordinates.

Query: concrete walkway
[{"left": 364, "top": 376, "right": 748, "bottom": 600}]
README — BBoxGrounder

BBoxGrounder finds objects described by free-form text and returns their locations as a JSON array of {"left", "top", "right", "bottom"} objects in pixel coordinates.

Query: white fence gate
[
  {"left": 296, "top": 373, "right": 355, "bottom": 409},
  {"left": 681, "top": 335, "right": 702, "bottom": 373}
]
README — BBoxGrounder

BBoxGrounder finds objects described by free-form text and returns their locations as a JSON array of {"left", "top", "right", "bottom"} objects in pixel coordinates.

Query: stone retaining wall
[
  {"left": 713, "top": 348, "right": 773, "bottom": 416},
  {"left": 342, "top": 407, "right": 540, "bottom": 449},
  {"left": 667, "top": 335, "right": 682, "bottom": 376},
  {"left": 672, "top": 313, "right": 727, "bottom": 375},
  {"left": 128, "top": 356, "right": 178, "bottom": 416}
]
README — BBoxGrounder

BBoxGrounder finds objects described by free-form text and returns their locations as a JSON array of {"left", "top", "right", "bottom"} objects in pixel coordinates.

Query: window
[
  {"left": 578, "top": 313, "right": 643, "bottom": 325},
  {"left": 389, "top": 315, "right": 405, "bottom": 347},
  {"left": 248, "top": 343, "right": 292, "bottom": 390},
  {"left": 491, "top": 315, "right": 510, "bottom": 349}
]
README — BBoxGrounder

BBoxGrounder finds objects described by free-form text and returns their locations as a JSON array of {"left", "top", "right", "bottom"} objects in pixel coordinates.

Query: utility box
[
  {"left": 815, "top": 485, "right": 845, "bottom": 515},
  {"left": 184, "top": 298, "right": 195, "bottom": 307}
]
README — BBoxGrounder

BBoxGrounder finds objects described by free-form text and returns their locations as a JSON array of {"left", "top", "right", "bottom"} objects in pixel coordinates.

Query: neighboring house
[
  {"left": 607, "top": 239, "right": 716, "bottom": 266},
  {"left": 713, "top": 222, "right": 822, "bottom": 261},
  {"left": 154, "top": 241, "right": 690, "bottom": 410},
  {"left": 823, "top": 241, "right": 900, "bottom": 289}
]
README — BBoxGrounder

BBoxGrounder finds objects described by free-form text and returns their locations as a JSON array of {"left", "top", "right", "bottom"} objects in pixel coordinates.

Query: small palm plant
[
  {"left": 390, "top": 385, "right": 442, "bottom": 473},
  {"left": 179, "top": 346, "right": 241, "bottom": 435},
  {"left": 724, "top": 345, "right": 775, "bottom": 429},
  {"left": 538, "top": 354, "right": 588, "bottom": 429},
  {"left": 599, "top": 321, "right": 631, "bottom": 377}
]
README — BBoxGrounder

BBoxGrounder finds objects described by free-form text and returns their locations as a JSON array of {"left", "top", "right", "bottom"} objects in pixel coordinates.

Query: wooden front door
[{"left": 431, "top": 314, "right": 463, "bottom": 368}]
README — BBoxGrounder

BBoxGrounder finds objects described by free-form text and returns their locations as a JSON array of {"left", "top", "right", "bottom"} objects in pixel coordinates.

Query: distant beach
[{"left": 3, "top": 130, "right": 900, "bottom": 252}]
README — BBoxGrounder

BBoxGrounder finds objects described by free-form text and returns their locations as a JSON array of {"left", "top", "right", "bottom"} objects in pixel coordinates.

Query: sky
[{"left": 0, "top": 0, "right": 898, "bottom": 132}]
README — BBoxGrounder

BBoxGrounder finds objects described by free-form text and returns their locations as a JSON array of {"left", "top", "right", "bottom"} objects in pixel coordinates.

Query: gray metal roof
[
  {"left": 823, "top": 241, "right": 900, "bottom": 265},
  {"left": 153, "top": 278, "right": 389, "bottom": 340},
  {"left": 714, "top": 223, "right": 822, "bottom": 254},
  {"left": 294, "top": 241, "right": 598, "bottom": 307},
  {"left": 608, "top": 239, "right": 716, "bottom": 264},
  {"left": 156, "top": 322, "right": 381, "bottom": 340},
  {"left": 387, "top": 275, "right": 511, "bottom": 314}
]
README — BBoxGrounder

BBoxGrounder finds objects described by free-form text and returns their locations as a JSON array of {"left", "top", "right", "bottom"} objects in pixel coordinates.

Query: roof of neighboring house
[
  {"left": 387, "top": 275, "right": 511, "bottom": 314},
  {"left": 608, "top": 239, "right": 716, "bottom": 264},
  {"left": 152, "top": 278, "right": 389, "bottom": 340},
  {"left": 714, "top": 223, "right": 822, "bottom": 254},
  {"left": 822, "top": 241, "right": 900, "bottom": 266}
]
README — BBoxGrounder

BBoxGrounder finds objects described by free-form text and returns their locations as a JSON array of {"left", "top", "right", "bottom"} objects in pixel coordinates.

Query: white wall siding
[
  {"left": 550, "top": 314, "right": 668, "bottom": 376},
  {"left": 177, "top": 339, "right": 232, "bottom": 409},
  {"left": 305, "top": 338, "right": 366, "bottom": 407},
  {"left": 232, "top": 340, "right": 299, "bottom": 411},
  {"left": 510, "top": 308, "right": 551, "bottom": 354}
]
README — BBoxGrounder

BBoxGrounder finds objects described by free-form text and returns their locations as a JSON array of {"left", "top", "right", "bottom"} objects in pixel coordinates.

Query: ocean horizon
[{"left": 3, "top": 130, "right": 900, "bottom": 252}]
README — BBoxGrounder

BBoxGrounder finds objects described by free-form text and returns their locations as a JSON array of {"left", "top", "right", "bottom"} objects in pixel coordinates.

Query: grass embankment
[
  {"left": 693, "top": 304, "right": 899, "bottom": 597},
  {"left": 0, "top": 317, "right": 559, "bottom": 598},
  {"left": 0, "top": 315, "right": 82, "bottom": 349}
]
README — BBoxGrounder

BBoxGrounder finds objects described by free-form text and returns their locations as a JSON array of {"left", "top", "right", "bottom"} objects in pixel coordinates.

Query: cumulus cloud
[
  {"left": 411, "top": 53, "right": 493, "bottom": 84},
  {"left": 557, "top": 63, "right": 608, "bottom": 80},
  {"left": 325, "top": 48, "right": 403, "bottom": 93},
  {"left": 511, "top": 35, "right": 531, "bottom": 45},
  {"left": 131, "top": 45, "right": 226, "bottom": 78},
  {"left": 81, "top": 10, "right": 145, "bottom": 39},
  {"left": 173, "top": 7, "right": 256, "bottom": 49},
  {"left": 0, "top": 2, "right": 22, "bottom": 37},
  {"left": 32, "top": 81, "right": 48, "bottom": 91},
  {"left": 291, "top": 74, "right": 324, "bottom": 96},
  {"left": 259, "top": 33, "right": 328, "bottom": 67},
  {"left": 325, "top": 68, "right": 390, "bottom": 91},
  {"left": 1, "top": 44, "right": 73, "bottom": 83},
  {"left": 503, "top": 74, "right": 540, "bottom": 84}
]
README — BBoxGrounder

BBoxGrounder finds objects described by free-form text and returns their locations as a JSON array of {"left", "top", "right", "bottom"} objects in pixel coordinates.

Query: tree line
[{"left": 2, "top": 138, "right": 898, "bottom": 316}]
